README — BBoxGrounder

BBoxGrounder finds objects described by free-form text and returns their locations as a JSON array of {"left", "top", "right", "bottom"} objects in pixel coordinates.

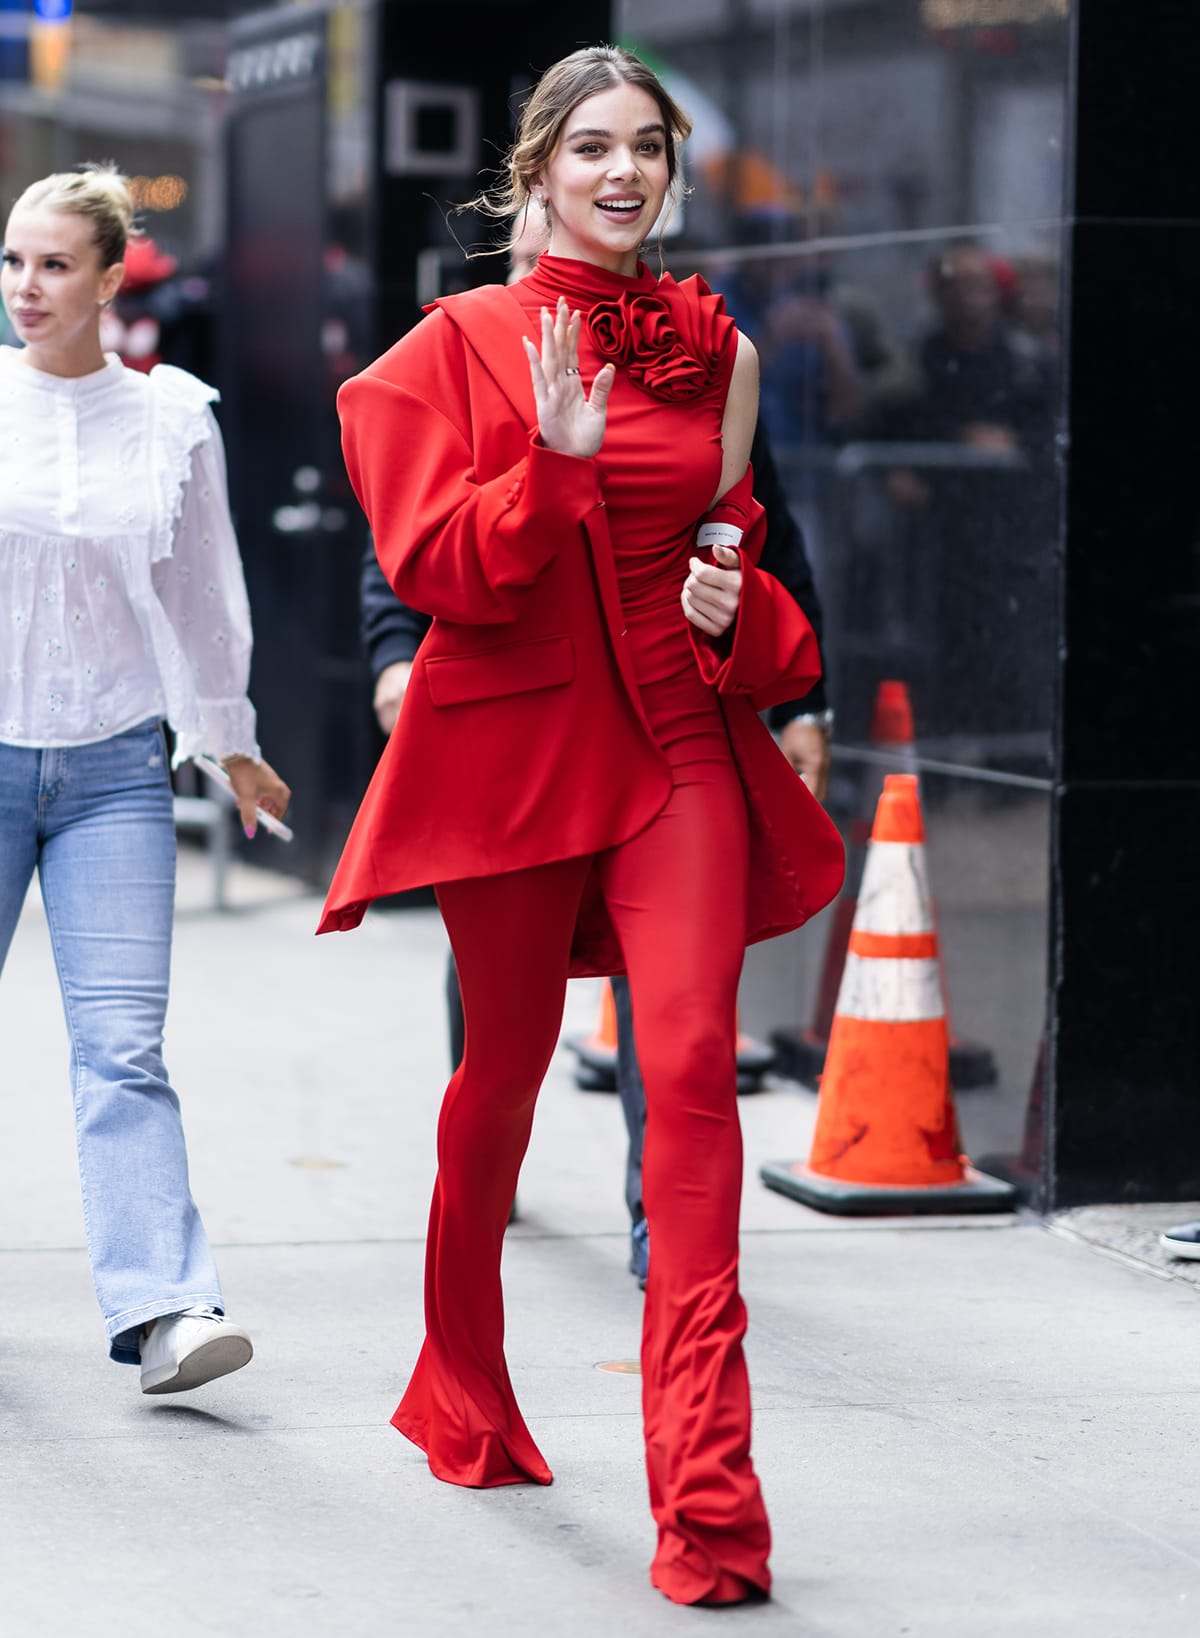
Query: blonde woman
[{"left": 0, "top": 166, "right": 289, "bottom": 1392}]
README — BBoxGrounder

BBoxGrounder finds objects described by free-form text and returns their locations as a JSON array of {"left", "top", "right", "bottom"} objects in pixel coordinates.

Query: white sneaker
[
  {"left": 1160, "top": 1221, "right": 1200, "bottom": 1262},
  {"left": 139, "top": 1306, "right": 253, "bottom": 1394}
]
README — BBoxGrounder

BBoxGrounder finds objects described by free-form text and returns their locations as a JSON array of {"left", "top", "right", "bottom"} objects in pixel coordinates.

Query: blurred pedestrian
[
  {"left": 875, "top": 244, "right": 1055, "bottom": 488},
  {"left": 321, "top": 47, "right": 842, "bottom": 1606},
  {"left": 865, "top": 244, "right": 1059, "bottom": 738},
  {"left": 0, "top": 165, "right": 290, "bottom": 1392}
]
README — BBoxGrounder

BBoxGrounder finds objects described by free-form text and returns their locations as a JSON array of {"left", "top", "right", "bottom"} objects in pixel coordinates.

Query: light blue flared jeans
[{"left": 0, "top": 719, "right": 222, "bottom": 1362}]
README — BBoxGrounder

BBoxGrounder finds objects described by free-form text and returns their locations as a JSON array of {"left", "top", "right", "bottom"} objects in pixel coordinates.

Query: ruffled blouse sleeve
[{"left": 146, "top": 366, "right": 259, "bottom": 764}]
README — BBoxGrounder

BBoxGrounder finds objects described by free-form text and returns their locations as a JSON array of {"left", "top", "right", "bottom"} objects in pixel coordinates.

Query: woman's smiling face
[{"left": 536, "top": 82, "right": 671, "bottom": 277}]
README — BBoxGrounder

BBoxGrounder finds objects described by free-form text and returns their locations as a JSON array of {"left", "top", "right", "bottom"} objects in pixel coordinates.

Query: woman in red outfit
[{"left": 320, "top": 46, "right": 843, "bottom": 1606}]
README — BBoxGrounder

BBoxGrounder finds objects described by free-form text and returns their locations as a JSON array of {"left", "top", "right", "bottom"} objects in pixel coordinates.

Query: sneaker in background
[{"left": 1160, "top": 1221, "right": 1200, "bottom": 1261}]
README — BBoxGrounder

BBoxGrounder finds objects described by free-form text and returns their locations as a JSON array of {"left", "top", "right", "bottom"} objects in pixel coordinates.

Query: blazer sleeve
[
  {"left": 338, "top": 315, "right": 603, "bottom": 625},
  {"left": 687, "top": 464, "right": 823, "bottom": 712}
]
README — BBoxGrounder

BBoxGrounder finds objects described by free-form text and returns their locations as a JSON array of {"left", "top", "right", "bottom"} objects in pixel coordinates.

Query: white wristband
[{"left": 696, "top": 522, "right": 744, "bottom": 551}]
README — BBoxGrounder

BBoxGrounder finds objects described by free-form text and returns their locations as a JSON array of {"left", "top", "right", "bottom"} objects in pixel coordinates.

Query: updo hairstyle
[{"left": 11, "top": 163, "right": 137, "bottom": 268}]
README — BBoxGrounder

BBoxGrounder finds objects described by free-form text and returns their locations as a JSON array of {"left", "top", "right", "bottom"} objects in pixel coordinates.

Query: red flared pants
[{"left": 393, "top": 617, "right": 772, "bottom": 1605}]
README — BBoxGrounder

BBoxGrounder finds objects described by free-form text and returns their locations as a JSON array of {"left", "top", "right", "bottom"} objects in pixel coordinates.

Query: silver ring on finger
[{"left": 565, "top": 366, "right": 580, "bottom": 375}]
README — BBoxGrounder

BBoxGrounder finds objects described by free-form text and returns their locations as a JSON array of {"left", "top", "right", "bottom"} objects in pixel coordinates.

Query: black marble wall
[{"left": 1050, "top": 0, "right": 1200, "bottom": 1206}]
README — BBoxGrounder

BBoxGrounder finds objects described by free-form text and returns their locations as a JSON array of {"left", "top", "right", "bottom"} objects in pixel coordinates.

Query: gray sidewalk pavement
[{"left": 2, "top": 846, "right": 1199, "bottom": 1637}]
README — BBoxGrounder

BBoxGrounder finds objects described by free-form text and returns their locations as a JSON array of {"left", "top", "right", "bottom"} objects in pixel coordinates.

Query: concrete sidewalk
[{"left": 2, "top": 847, "right": 1199, "bottom": 1637}]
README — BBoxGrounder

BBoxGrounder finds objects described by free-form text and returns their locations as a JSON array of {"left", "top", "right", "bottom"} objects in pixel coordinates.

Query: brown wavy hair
[{"left": 465, "top": 45, "right": 692, "bottom": 255}]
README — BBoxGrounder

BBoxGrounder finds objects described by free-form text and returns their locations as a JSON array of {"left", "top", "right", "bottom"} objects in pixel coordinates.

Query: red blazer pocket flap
[{"left": 425, "top": 635, "right": 576, "bottom": 708}]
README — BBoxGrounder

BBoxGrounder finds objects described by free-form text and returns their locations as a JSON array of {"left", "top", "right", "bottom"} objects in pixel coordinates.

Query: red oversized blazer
[{"left": 317, "top": 282, "right": 845, "bottom": 974}]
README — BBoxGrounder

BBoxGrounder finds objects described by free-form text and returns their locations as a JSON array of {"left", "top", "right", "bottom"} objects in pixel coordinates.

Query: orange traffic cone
[
  {"left": 772, "top": 679, "right": 997, "bottom": 1092},
  {"left": 568, "top": 981, "right": 775, "bottom": 1094},
  {"left": 761, "top": 775, "right": 1014, "bottom": 1214},
  {"left": 870, "top": 678, "right": 918, "bottom": 747}
]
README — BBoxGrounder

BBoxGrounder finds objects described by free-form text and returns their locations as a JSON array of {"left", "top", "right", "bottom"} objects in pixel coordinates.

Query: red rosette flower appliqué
[{"left": 586, "top": 279, "right": 730, "bottom": 403}]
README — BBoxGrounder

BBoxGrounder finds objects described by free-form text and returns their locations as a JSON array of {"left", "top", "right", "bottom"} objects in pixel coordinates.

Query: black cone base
[{"left": 760, "top": 1159, "right": 1016, "bottom": 1217}]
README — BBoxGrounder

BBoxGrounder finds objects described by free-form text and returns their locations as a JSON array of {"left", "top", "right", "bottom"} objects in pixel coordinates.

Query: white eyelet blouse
[{"left": 0, "top": 346, "right": 259, "bottom": 765}]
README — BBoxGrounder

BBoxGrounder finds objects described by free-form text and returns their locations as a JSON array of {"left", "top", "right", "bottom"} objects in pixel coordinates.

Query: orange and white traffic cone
[
  {"left": 761, "top": 775, "right": 1014, "bottom": 1214},
  {"left": 772, "top": 678, "right": 997, "bottom": 1092}
]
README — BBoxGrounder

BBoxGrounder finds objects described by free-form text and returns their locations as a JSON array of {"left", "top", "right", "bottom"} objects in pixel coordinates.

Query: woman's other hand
[
  {"left": 522, "top": 296, "right": 615, "bottom": 459},
  {"left": 223, "top": 756, "right": 292, "bottom": 839},
  {"left": 682, "top": 544, "right": 742, "bottom": 638},
  {"left": 373, "top": 660, "right": 412, "bottom": 736}
]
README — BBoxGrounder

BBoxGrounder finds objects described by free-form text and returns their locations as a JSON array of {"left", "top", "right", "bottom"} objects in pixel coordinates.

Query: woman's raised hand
[{"left": 523, "top": 297, "right": 615, "bottom": 459}]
